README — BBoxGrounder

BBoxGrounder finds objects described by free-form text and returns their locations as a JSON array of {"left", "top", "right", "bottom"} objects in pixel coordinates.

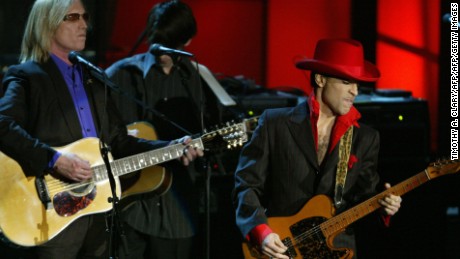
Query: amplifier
[
  {"left": 232, "top": 91, "right": 302, "bottom": 117},
  {"left": 354, "top": 94, "right": 430, "bottom": 180}
]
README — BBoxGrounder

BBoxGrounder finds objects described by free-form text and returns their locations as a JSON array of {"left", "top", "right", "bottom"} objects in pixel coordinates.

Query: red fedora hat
[{"left": 295, "top": 38, "right": 380, "bottom": 82}]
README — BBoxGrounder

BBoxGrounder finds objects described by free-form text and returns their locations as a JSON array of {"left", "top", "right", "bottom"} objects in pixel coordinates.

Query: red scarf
[{"left": 308, "top": 94, "right": 361, "bottom": 154}]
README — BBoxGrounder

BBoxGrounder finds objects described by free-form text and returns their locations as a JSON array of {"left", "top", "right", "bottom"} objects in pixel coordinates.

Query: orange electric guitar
[
  {"left": 242, "top": 159, "right": 460, "bottom": 259},
  {"left": 0, "top": 117, "right": 258, "bottom": 247}
]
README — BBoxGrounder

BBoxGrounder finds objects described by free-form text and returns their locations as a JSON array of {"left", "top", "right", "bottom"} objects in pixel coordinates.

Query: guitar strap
[{"left": 334, "top": 126, "right": 353, "bottom": 208}]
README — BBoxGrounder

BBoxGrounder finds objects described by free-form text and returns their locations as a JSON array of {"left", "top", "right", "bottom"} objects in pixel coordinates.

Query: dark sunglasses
[{"left": 63, "top": 13, "right": 90, "bottom": 22}]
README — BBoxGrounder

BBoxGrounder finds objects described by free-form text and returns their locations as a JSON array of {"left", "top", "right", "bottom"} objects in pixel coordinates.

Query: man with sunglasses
[{"left": 0, "top": 0, "right": 202, "bottom": 258}]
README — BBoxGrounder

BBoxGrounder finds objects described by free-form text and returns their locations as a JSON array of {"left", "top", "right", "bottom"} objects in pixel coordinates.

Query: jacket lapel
[
  {"left": 42, "top": 59, "right": 82, "bottom": 139},
  {"left": 287, "top": 102, "right": 319, "bottom": 171}
]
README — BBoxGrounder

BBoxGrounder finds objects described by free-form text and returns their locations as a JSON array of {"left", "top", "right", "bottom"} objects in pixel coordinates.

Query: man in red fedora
[{"left": 233, "top": 38, "right": 402, "bottom": 259}]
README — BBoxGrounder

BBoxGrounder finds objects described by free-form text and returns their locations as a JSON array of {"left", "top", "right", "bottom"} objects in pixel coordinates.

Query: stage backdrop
[{"left": 105, "top": 0, "right": 440, "bottom": 152}]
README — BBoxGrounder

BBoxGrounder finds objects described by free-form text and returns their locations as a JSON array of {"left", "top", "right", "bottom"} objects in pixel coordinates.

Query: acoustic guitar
[
  {"left": 121, "top": 118, "right": 259, "bottom": 206},
  {"left": 122, "top": 121, "right": 170, "bottom": 200},
  {"left": 242, "top": 159, "right": 460, "bottom": 259},
  {"left": 0, "top": 117, "right": 258, "bottom": 247}
]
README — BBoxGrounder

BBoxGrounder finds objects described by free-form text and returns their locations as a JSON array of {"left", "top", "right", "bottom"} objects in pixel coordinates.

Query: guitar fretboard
[
  {"left": 91, "top": 139, "right": 203, "bottom": 182},
  {"left": 321, "top": 170, "right": 431, "bottom": 236}
]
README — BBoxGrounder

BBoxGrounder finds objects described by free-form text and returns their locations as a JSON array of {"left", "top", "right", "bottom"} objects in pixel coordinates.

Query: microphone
[
  {"left": 68, "top": 51, "right": 104, "bottom": 75},
  {"left": 443, "top": 13, "right": 460, "bottom": 28},
  {"left": 149, "top": 44, "right": 194, "bottom": 57}
]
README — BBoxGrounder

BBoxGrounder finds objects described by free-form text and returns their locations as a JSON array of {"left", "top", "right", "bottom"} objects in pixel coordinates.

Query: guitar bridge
[{"left": 35, "top": 176, "right": 52, "bottom": 210}]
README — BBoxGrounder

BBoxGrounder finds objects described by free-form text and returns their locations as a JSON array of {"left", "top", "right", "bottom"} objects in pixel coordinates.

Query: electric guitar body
[{"left": 242, "top": 159, "right": 460, "bottom": 259}]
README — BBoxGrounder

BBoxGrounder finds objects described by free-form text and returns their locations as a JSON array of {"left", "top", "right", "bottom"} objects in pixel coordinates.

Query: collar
[
  {"left": 50, "top": 53, "right": 82, "bottom": 80},
  {"left": 124, "top": 52, "right": 179, "bottom": 79},
  {"left": 50, "top": 53, "right": 72, "bottom": 73},
  {"left": 307, "top": 94, "right": 361, "bottom": 153},
  {"left": 141, "top": 53, "right": 157, "bottom": 78}
]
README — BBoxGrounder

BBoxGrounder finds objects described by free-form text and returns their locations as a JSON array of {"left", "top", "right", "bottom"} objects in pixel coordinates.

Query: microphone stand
[
  {"left": 177, "top": 58, "right": 212, "bottom": 259},
  {"left": 99, "top": 142, "right": 128, "bottom": 259},
  {"left": 90, "top": 62, "right": 195, "bottom": 258},
  {"left": 91, "top": 72, "right": 130, "bottom": 259},
  {"left": 90, "top": 69, "right": 193, "bottom": 259},
  {"left": 77, "top": 56, "right": 194, "bottom": 258},
  {"left": 177, "top": 57, "right": 240, "bottom": 259},
  {"left": 204, "top": 156, "right": 211, "bottom": 259},
  {"left": 92, "top": 54, "right": 222, "bottom": 259}
]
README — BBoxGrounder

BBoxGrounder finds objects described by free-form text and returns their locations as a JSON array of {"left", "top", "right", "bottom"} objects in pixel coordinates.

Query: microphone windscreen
[
  {"left": 68, "top": 51, "right": 79, "bottom": 64},
  {"left": 149, "top": 44, "right": 161, "bottom": 54}
]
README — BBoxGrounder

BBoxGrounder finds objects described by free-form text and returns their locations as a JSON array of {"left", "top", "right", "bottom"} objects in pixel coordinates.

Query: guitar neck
[
  {"left": 321, "top": 169, "right": 431, "bottom": 236},
  {"left": 88, "top": 116, "right": 258, "bottom": 184},
  {"left": 243, "top": 116, "right": 259, "bottom": 132},
  {"left": 91, "top": 138, "right": 204, "bottom": 182}
]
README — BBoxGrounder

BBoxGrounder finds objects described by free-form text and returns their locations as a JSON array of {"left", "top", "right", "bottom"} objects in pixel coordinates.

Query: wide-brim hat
[{"left": 295, "top": 38, "right": 380, "bottom": 82}]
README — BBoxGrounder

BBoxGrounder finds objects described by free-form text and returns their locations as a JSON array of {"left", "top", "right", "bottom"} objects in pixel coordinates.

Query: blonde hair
[{"left": 20, "top": 0, "right": 74, "bottom": 63}]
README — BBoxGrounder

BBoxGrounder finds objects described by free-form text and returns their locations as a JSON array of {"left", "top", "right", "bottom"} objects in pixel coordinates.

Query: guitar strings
[
  {"left": 272, "top": 159, "right": 460, "bottom": 251},
  {"left": 274, "top": 160, "right": 459, "bottom": 253},
  {"left": 289, "top": 210, "right": 361, "bottom": 248},
  {"left": 291, "top": 168, "right": 442, "bottom": 247},
  {"left": 287, "top": 195, "right": 382, "bottom": 249},
  {"left": 44, "top": 141, "right": 197, "bottom": 194},
  {"left": 44, "top": 135, "right": 230, "bottom": 194},
  {"left": 46, "top": 178, "right": 95, "bottom": 193},
  {"left": 46, "top": 158, "right": 452, "bottom": 249}
]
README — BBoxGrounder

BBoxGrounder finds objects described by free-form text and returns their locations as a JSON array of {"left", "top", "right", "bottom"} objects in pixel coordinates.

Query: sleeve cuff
[
  {"left": 381, "top": 214, "right": 391, "bottom": 227},
  {"left": 48, "top": 151, "right": 61, "bottom": 170},
  {"left": 246, "top": 224, "right": 273, "bottom": 246}
]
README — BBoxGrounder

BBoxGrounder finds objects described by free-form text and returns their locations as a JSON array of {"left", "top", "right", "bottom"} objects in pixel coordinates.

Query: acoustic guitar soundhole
[
  {"left": 290, "top": 216, "right": 347, "bottom": 259},
  {"left": 53, "top": 183, "right": 97, "bottom": 217}
]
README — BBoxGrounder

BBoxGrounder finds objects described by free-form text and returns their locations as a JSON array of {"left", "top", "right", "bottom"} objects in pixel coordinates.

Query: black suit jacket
[
  {"left": 233, "top": 102, "right": 380, "bottom": 238},
  {"left": 0, "top": 58, "right": 168, "bottom": 176}
]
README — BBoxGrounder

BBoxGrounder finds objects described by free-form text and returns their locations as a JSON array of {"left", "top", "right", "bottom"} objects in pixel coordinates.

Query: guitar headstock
[
  {"left": 426, "top": 159, "right": 460, "bottom": 179},
  {"left": 201, "top": 117, "right": 259, "bottom": 152}
]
